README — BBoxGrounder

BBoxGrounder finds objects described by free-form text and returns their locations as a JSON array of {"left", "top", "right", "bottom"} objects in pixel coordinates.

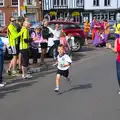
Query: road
[{"left": 0, "top": 46, "right": 120, "bottom": 120}]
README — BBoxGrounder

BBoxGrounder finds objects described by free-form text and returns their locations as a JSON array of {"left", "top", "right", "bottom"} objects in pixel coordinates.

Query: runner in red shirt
[{"left": 107, "top": 36, "right": 120, "bottom": 94}]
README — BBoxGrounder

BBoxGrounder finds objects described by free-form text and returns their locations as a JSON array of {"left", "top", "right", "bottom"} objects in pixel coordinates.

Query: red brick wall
[{"left": 0, "top": 0, "right": 24, "bottom": 26}]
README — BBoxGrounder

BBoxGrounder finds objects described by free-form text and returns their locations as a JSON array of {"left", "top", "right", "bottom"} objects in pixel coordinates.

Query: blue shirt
[{"left": 0, "top": 38, "right": 4, "bottom": 55}]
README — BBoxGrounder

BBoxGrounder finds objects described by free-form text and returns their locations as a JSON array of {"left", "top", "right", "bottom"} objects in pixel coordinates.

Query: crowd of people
[
  {"left": 1, "top": 16, "right": 120, "bottom": 93},
  {"left": 84, "top": 17, "right": 111, "bottom": 47},
  {"left": 0, "top": 16, "right": 73, "bottom": 87}
]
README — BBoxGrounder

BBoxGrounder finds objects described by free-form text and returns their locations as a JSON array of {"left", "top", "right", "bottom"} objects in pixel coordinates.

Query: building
[
  {"left": 23, "top": 0, "right": 43, "bottom": 22},
  {"left": 44, "top": 0, "right": 84, "bottom": 22},
  {"left": 84, "top": 0, "right": 118, "bottom": 22},
  {"left": 0, "top": 0, "right": 43, "bottom": 26},
  {"left": 0, "top": 0, "right": 24, "bottom": 26}
]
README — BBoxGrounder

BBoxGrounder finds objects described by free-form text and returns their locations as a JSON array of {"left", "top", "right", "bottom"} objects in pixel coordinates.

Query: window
[
  {"left": 76, "top": 0, "right": 83, "bottom": 7},
  {"left": 12, "top": 12, "right": 18, "bottom": 19},
  {"left": 104, "top": 0, "right": 110, "bottom": 6},
  {"left": 53, "top": 0, "right": 67, "bottom": 6},
  {"left": 0, "top": 0, "right": 4, "bottom": 6},
  {"left": 0, "top": 13, "right": 5, "bottom": 26},
  {"left": 27, "top": 0, "right": 33, "bottom": 5},
  {"left": 93, "top": 0, "right": 99, "bottom": 6},
  {"left": 12, "top": 0, "right": 18, "bottom": 6}
]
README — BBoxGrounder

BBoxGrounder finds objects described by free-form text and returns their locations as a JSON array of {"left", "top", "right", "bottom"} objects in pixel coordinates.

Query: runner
[
  {"left": 107, "top": 36, "right": 120, "bottom": 94},
  {"left": 54, "top": 44, "right": 72, "bottom": 92}
]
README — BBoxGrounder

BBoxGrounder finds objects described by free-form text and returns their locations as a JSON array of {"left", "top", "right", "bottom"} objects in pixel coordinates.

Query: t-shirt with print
[{"left": 57, "top": 54, "right": 72, "bottom": 70}]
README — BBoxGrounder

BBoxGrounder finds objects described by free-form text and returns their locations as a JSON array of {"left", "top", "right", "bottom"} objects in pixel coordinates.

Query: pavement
[{"left": 0, "top": 39, "right": 120, "bottom": 120}]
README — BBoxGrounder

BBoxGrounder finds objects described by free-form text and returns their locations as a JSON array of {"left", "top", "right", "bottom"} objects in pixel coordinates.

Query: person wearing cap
[
  {"left": 7, "top": 16, "right": 21, "bottom": 76},
  {"left": 19, "top": 21, "right": 33, "bottom": 79}
]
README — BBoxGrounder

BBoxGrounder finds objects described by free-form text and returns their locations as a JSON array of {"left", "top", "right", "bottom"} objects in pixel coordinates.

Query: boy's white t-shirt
[{"left": 57, "top": 54, "right": 72, "bottom": 70}]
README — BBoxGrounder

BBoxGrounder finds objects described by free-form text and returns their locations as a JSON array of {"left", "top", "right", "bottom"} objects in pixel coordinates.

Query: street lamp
[
  {"left": 39, "top": 0, "right": 43, "bottom": 21},
  {"left": 18, "top": 0, "right": 21, "bottom": 16}
]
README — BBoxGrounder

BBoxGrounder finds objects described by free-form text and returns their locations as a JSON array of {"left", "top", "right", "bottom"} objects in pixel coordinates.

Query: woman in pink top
[{"left": 60, "top": 31, "right": 71, "bottom": 53}]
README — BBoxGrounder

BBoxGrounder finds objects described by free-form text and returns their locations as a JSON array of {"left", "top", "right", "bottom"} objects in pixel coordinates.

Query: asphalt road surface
[{"left": 0, "top": 47, "right": 120, "bottom": 120}]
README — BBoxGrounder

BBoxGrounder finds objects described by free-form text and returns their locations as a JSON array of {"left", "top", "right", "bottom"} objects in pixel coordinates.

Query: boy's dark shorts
[
  {"left": 20, "top": 49, "right": 29, "bottom": 67},
  {"left": 57, "top": 69, "right": 69, "bottom": 78}
]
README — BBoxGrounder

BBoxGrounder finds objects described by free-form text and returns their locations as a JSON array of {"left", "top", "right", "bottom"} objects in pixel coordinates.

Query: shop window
[
  {"left": 0, "top": 13, "right": 5, "bottom": 26},
  {"left": 104, "top": 0, "right": 110, "bottom": 6},
  {"left": 12, "top": 0, "right": 18, "bottom": 6},
  {"left": 0, "top": 0, "right": 4, "bottom": 6},
  {"left": 93, "top": 0, "right": 99, "bottom": 6}
]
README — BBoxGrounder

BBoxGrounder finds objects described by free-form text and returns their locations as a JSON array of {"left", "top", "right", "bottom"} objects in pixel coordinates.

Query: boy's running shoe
[{"left": 54, "top": 87, "right": 59, "bottom": 92}]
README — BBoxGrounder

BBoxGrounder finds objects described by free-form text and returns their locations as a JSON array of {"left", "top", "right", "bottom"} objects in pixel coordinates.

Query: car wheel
[
  {"left": 73, "top": 38, "right": 81, "bottom": 52},
  {"left": 49, "top": 45, "right": 57, "bottom": 58}
]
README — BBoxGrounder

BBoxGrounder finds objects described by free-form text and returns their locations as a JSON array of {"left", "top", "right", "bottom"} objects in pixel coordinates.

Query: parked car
[{"left": 48, "top": 21, "right": 85, "bottom": 51}]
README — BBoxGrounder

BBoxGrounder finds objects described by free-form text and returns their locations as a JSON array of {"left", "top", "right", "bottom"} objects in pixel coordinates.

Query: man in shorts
[
  {"left": 19, "top": 21, "right": 32, "bottom": 79},
  {"left": 8, "top": 17, "right": 20, "bottom": 76}
]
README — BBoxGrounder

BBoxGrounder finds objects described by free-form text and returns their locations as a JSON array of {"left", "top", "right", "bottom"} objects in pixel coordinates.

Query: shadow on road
[
  {"left": 58, "top": 83, "right": 92, "bottom": 95},
  {"left": 0, "top": 81, "right": 37, "bottom": 99}
]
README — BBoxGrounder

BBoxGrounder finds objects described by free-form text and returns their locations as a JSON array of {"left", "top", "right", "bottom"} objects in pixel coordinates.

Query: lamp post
[
  {"left": 39, "top": 0, "right": 43, "bottom": 21},
  {"left": 18, "top": 0, "right": 21, "bottom": 16}
]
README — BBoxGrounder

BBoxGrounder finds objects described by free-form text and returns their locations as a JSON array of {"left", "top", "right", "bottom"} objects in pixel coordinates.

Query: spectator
[
  {"left": 0, "top": 38, "right": 5, "bottom": 87},
  {"left": 84, "top": 20, "right": 90, "bottom": 45},
  {"left": 104, "top": 19, "right": 110, "bottom": 42},
  {"left": 40, "top": 20, "right": 50, "bottom": 69},
  {"left": 53, "top": 24, "right": 60, "bottom": 59},
  {"left": 30, "top": 26, "right": 42, "bottom": 63},
  {"left": 20, "top": 21, "right": 33, "bottom": 79},
  {"left": 113, "top": 21, "right": 120, "bottom": 39},
  {"left": 7, "top": 17, "right": 20, "bottom": 76}
]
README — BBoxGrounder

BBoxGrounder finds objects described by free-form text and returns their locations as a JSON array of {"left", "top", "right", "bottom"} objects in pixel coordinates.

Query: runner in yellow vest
[{"left": 19, "top": 21, "right": 32, "bottom": 79}]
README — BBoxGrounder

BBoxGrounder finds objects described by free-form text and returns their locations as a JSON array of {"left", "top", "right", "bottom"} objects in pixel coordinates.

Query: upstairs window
[
  {"left": 93, "top": 0, "right": 99, "bottom": 6},
  {"left": 12, "top": 0, "right": 18, "bottom": 6},
  {"left": 104, "top": 0, "right": 110, "bottom": 6}
]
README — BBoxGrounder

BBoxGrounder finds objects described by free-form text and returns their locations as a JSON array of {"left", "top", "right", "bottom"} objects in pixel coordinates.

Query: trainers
[
  {"left": 6, "top": 70, "right": 12, "bottom": 75},
  {"left": 22, "top": 74, "right": 32, "bottom": 79},
  {"left": 54, "top": 87, "right": 59, "bottom": 92},
  {"left": 12, "top": 71, "right": 20, "bottom": 77},
  {"left": 0, "top": 82, "right": 6, "bottom": 87}
]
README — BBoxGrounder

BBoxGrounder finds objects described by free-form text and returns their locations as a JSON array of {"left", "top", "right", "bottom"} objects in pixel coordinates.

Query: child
[
  {"left": 0, "top": 38, "right": 6, "bottom": 87},
  {"left": 66, "top": 33, "right": 72, "bottom": 59},
  {"left": 54, "top": 44, "right": 72, "bottom": 92},
  {"left": 60, "top": 31, "right": 71, "bottom": 53}
]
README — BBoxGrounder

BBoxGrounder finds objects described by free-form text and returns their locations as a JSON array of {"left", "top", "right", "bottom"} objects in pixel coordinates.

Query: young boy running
[{"left": 54, "top": 44, "right": 72, "bottom": 92}]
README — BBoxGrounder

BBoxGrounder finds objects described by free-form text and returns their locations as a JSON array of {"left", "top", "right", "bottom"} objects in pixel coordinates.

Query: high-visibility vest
[
  {"left": 8, "top": 23, "right": 19, "bottom": 47},
  {"left": 20, "top": 27, "right": 30, "bottom": 50}
]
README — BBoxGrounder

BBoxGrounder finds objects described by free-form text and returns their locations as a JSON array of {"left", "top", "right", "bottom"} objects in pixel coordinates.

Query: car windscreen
[{"left": 48, "top": 23, "right": 80, "bottom": 30}]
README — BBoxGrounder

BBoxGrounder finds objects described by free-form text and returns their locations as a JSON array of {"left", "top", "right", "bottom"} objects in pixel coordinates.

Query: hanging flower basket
[
  {"left": 49, "top": 11, "right": 57, "bottom": 16},
  {"left": 72, "top": 12, "right": 80, "bottom": 17}
]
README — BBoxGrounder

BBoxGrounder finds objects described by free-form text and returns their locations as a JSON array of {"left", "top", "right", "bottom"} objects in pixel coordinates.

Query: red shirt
[{"left": 116, "top": 38, "right": 120, "bottom": 62}]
